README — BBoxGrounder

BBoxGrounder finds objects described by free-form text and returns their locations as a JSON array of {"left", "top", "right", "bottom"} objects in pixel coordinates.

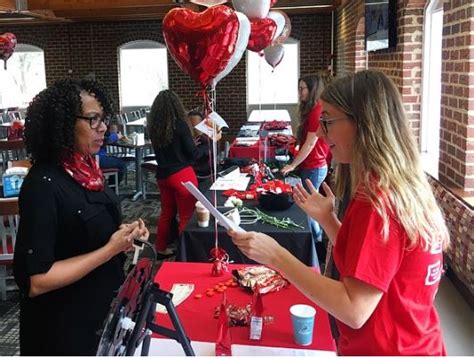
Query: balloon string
[{"left": 207, "top": 87, "right": 219, "bottom": 252}]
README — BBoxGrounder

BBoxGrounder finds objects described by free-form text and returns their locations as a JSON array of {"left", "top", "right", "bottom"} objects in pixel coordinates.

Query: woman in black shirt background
[{"left": 147, "top": 90, "right": 198, "bottom": 256}]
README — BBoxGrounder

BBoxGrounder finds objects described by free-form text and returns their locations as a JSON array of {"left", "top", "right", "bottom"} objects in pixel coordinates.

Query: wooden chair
[{"left": 0, "top": 197, "right": 19, "bottom": 300}]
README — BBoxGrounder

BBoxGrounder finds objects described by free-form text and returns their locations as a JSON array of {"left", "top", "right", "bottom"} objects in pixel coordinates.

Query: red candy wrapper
[
  {"left": 210, "top": 247, "right": 230, "bottom": 277},
  {"left": 215, "top": 294, "right": 232, "bottom": 356},
  {"left": 249, "top": 287, "right": 263, "bottom": 340}
]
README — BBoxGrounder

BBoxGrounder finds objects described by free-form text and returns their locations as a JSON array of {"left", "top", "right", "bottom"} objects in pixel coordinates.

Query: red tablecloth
[
  {"left": 229, "top": 139, "right": 295, "bottom": 160},
  {"left": 153, "top": 262, "right": 336, "bottom": 352}
]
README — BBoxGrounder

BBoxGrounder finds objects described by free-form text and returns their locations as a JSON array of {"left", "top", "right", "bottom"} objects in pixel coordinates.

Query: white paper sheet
[
  {"left": 182, "top": 181, "right": 245, "bottom": 232},
  {"left": 194, "top": 111, "right": 228, "bottom": 141},
  {"left": 209, "top": 174, "right": 251, "bottom": 191}
]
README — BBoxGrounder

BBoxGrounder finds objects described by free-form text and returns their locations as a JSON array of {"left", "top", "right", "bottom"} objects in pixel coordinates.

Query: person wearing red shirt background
[
  {"left": 229, "top": 70, "right": 449, "bottom": 355},
  {"left": 281, "top": 74, "right": 330, "bottom": 243}
]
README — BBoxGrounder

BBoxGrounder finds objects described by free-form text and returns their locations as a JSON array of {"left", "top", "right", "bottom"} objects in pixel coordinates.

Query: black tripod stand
[
  {"left": 126, "top": 281, "right": 195, "bottom": 356},
  {"left": 97, "top": 241, "right": 195, "bottom": 356}
]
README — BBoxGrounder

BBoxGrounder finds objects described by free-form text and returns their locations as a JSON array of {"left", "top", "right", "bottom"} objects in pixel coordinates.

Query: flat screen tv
[{"left": 365, "top": 0, "right": 397, "bottom": 52}]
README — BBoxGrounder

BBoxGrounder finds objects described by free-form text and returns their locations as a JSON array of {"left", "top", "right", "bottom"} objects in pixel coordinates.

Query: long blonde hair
[{"left": 322, "top": 70, "right": 449, "bottom": 250}]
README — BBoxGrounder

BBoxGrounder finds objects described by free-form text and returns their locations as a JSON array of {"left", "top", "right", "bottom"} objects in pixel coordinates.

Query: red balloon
[
  {"left": 0, "top": 33, "right": 17, "bottom": 70},
  {"left": 270, "top": 0, "right": 278, "bottom": 6},
  {"left": 163, "top": 6, "right": 240, "bottom": 89},
  {"left": 247, "top": 18, "right": 277, "bottom": 53}
]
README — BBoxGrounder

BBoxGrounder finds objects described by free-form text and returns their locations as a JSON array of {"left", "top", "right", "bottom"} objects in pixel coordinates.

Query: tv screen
[{"left": 365, "top": 0, "right": 397, "bottom": 52}]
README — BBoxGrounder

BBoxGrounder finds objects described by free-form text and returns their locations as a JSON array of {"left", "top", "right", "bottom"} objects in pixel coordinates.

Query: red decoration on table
[
  {"left": 261, "top": 120, "right": 288, "bottom": 130},
  {"left": 210, "top": 247, "right": 230, "bottom": 277},
  {"left": 163, "top": 6, "right": 248, "bottom": 89},
  {"left": 267, "top": 133, "right": 296, "bottom": 147},
  {"left": 215, "top": 294, "right": 232, "bottom": 356},
  {"left": 247, "top": 18, "right": 277, "bottom": 53},
  {"left": 7, "top": 120, "right": 24, "bottom": 140},
  {"left": 0, "top": 33, "right": 17, "bottom": 70},
  {"left": 223, "top": 179, "right": 292, "bottom": 201}
]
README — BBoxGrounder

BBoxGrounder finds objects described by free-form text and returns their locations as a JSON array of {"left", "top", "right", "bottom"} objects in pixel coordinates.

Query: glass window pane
[
  {"left": 119, "top": 44, "right": 168, "bottom": 107},
  {"left": 247, "top": 42, "right": 299, "bottom": 105},
  {"left": 0, "top": 45, "right": 46, "bottom": 109}
]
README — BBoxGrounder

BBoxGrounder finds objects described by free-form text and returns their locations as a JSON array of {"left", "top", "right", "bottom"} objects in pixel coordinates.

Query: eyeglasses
[
  {"left": 76, "top": 114, "right": 110, "bottom": 129},
  {"left": 298, "top": 86, "right": 308, "bottom": 92},
  {"left": 320, "top": 116, "right": 346, "bottom": 134}
]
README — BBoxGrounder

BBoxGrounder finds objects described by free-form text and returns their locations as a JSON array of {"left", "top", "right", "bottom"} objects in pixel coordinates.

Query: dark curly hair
[
  {"left": 24, "top": 79, "right": 114, "bottom": 164},
  {"left": 147, "top": 89, "right": 187, "bottom": 148}
]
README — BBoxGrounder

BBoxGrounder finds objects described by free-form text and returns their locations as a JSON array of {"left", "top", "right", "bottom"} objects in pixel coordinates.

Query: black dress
[{"left": 13, "top": 164, "right": 125, "bottom": 355}]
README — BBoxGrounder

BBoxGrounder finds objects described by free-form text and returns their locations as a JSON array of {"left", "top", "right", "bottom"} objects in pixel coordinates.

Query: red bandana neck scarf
[{"left": 62, "top": 152, "right": 104, "bottom": 191}]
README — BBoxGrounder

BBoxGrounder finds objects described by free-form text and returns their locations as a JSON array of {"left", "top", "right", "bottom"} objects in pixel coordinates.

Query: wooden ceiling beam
[
  {"left": 28, "top": 0, "right": 176, "bottom": 11},
  {"left": 0, "top": 0, "right": 17, "bottom": 11}
]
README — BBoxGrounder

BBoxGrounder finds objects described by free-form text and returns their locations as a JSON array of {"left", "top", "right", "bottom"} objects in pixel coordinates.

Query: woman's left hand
[
  {"left": 120, "top": 218, "right": 149, "bottom": 241},
  {"left": 227, "top": 230, "right": 283, "bottom": 266}
]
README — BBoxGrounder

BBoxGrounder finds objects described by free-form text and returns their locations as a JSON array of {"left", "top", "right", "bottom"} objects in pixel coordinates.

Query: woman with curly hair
[
  {"left": 229, "top": 70, "right": 449, "bottom": 355},
  {"left": 281, "top": 74, "right": 330, "bottom": 243},
  {"left": 147, "top": 90, "right": 198, "bottom": 256},
  {"left": 13, "top": 79, "right": 149, "bottom": 355}
]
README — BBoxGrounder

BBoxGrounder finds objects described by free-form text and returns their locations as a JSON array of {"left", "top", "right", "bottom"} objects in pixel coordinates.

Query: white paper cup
[
  {"left": 195, "top": 202, "right": 210, "bottom": 227},
  {"left": 290, "top": 304, "right": 316, "bottom": 346}
]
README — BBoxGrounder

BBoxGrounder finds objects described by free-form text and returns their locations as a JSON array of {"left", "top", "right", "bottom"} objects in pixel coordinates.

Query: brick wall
[
  {"left": 0, "top": 13, "right": 332, "bottom": 136},
  {"left": 439, "top": 1, "right": 474, "bottom": 193},
  {"left": 335, "top": 0, "right": 424, "bottom": 142}
]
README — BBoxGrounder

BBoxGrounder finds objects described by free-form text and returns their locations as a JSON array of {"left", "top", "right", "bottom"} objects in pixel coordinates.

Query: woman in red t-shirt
[
  {"left": 228, "top": 70, "right": 450, "bottom": 355},
  {"left": 281, "top": 74, "right": 330, "bottom": 242}
]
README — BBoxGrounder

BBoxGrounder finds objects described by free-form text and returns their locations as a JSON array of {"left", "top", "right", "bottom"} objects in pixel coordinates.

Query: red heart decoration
[
  {"left": 163, "top": 6, "right": 240, "bottom": 89},
  {"left": 247, "top": 18, "right": 277, "bottom": 53},
  {"left": 0, "top": 33, "right": 17, "bottom": 70}
]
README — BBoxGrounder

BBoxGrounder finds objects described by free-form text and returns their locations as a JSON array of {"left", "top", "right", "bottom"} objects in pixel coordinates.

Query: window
[
  {"left": 247, "top": 39, "right": 299, "bottom": 105},
  {"left": 118, "top": 40, "right": 168, "bottom": 108},
  {"left": 0, "top": 44, "right": 46, "bottom": 109},
  {"left": 420, "top": 0, "right": 444, "bottom": 178}
]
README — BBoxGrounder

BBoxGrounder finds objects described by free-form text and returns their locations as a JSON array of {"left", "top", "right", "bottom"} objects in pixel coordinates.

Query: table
[
  {"left": 248, "top": 109, "right": 291, "bottom": 122},
  {"left": 178, "top": 191, "right": 318, "bottom": 267},
  {"left": 126, "top": 117, "right": 146, "bottom": 134},
  {"left": 107, "top": 133, "right": 152, "bottom": 201},
  {"left": 229, "top": 139, "right": 294, "bottom": 160},
  {"left": 151, "top": 262, "right": 336, "bottom": 355}
]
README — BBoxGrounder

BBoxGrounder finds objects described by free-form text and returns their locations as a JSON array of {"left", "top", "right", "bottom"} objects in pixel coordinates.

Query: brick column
[{"left": 439, "top": 1, "right": 474, "bottom": 194}]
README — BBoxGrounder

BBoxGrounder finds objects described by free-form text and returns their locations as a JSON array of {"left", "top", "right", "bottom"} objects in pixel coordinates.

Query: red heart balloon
[
  {"left": 0, "top": 32, "right": 17, "bottom": 70},
  {"left": 247, "top": 18, "right": 277, "bottom": 53},
  {"left": 163, "top": 6, "right": 240, "bottom": 89}
]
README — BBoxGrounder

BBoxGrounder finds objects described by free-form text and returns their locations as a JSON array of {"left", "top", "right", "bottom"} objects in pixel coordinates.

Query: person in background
[
  {"left": 281, "top": 74, "right": 330, "bottom": 244},
  {"left": 147, "top": 90, "right": 199, "bottom": 256},
  {"left": 97, "top": 123, "right": 127, "bottom": 183},
  {"left": 228, "top": 70, "right": 449, "bottom": 355},
  {"left": 14, "top": 79, "right": 149, "bottom": 355},
  {"left": 187, "top": 109, "right": 222, "bottom": 189}
]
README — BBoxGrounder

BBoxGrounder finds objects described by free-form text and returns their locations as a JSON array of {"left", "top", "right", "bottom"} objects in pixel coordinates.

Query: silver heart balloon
[{"left": 232, "top": 0, "right": 271, "bottom": 19}]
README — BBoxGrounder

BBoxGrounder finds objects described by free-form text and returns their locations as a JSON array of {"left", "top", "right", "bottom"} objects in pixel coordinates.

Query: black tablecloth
[{"left": 177, "top": 190, "right": 318, "bottom": 267}]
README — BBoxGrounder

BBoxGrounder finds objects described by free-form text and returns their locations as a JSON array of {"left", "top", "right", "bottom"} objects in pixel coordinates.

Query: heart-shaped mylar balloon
[
  {"left": 211, "top": 11, "right": 250, "bottom": 88},
  {"left": 271, "top": 10, "right": 291, "bottom": 45},
  {"left": 264, "top": 44, "right": 285, "bottom": 69},
  {"left": 190, "top": 0, "right": 228, "bottom": 6},
  {"left": 0, "top": 33, "right": 17, "bottom": 70},
  {"left": 232, "top": 0, "right": 271, "bottom": 19},
  {"left": 247, "top": 17, "right": 277, "bottom": 53},
  {"left": 163, "top": 6, "right": 244, "bottom": 89}
]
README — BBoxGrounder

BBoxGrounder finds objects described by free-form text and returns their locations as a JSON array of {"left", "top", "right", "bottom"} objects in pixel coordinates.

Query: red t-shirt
[
  {"left": 300, "top": 102, "right": 330, "bottom": 169},
  {"left": 333, "top": 195, "right": 446, "bottom": 356}
]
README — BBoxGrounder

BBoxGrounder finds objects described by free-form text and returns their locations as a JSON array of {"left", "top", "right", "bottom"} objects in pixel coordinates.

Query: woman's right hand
[
  {"left": 106, "top": 221, "right": 141, "bottom": 256},
  {"left": 293, "top": 180, "right": 335, "bottom": 222},
  {"left": 227, "top": 230, "right": 284, "bottom": 266}
]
